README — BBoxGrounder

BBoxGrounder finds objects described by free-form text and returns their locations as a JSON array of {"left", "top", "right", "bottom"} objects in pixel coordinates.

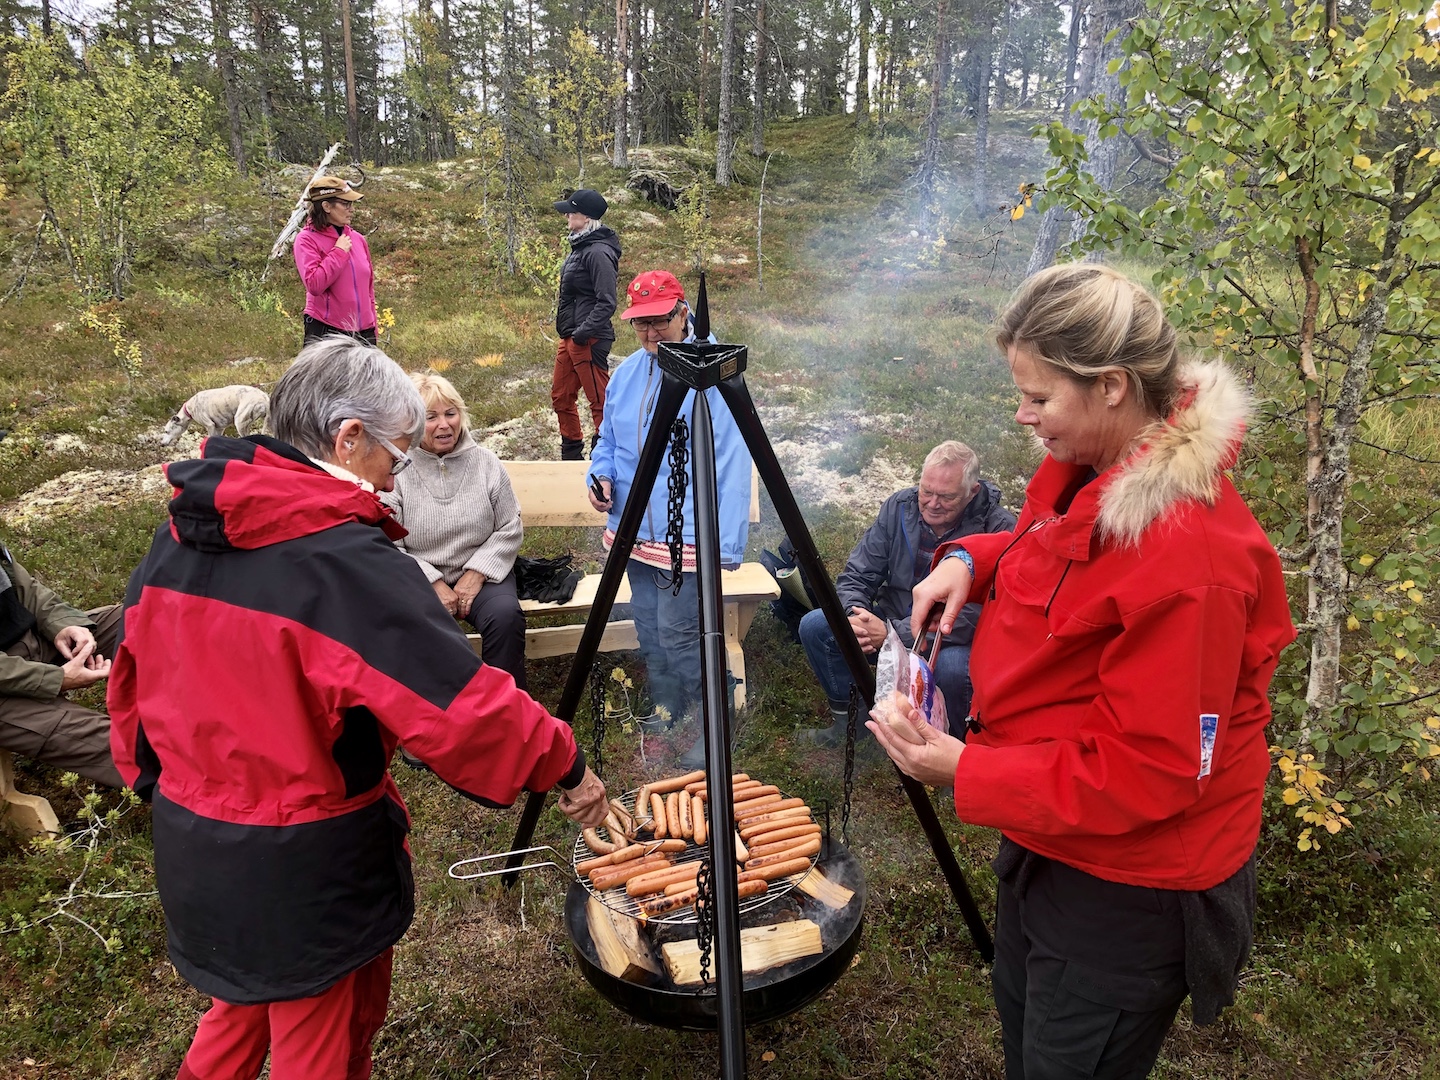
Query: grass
[{"left": 0, "top": 113, "right": 1437, "bottom": 1079}]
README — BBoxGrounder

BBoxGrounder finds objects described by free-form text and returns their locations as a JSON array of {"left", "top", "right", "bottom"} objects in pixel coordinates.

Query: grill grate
[{"left": 572, "top": 789, "right": 816, "bottom": 927}]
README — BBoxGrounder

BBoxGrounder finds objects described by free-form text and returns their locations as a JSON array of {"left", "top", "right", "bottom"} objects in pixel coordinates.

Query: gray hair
[
  {"left": 923, "top": 440, "right": 980, "bottom": 492},
  {"left": 270, "top": 336, "right": 426, "bottom": 461}
]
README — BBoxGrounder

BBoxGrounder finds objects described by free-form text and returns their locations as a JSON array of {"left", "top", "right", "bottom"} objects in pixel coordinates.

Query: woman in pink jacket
[
  {"left": 874, "top": 263, "right": 1295, "bottom": 1080},
  {"left": 293, "top": 175, "right": 378, "bottom": 345}
]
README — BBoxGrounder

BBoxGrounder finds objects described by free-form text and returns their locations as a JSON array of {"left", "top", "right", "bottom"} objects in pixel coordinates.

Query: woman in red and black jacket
[
  {"left": 293, "top": 175, "right": 378, "bottom": 345},
  {"left": 872, "top": 264, "right": 1296, "bottom": 1080},
  {"left": 109, "top": 336, "right": 606, "bottom": 1080}
]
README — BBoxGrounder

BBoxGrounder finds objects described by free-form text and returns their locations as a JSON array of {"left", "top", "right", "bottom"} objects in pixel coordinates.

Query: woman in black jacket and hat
[{"left": 551, "top": 188, "right": 621, "bottom": 460}]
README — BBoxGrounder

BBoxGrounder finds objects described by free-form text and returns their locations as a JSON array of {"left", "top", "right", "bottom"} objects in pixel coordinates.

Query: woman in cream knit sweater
[{"left": 382, "top": 372, "right": 527, "bottom": 690}]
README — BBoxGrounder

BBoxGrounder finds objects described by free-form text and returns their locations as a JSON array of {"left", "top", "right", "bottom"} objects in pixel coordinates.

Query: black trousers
[
  {"left": 302, "top": 315, "right": 377, "bottom": 346},
  {"left": 993, "top": 851, "right": 1189, "bottom": 1080},
  {"left": 461, "top": 574, "right": 527, "bottom": 693}
]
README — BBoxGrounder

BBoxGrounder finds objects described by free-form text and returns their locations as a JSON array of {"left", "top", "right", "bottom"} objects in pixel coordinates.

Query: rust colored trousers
[
  {"left": 551, "top": 336, "right": 611, "bottom": 442},
  {"left": 175, "top": 948, "right": 393, "bottom": 1080}
]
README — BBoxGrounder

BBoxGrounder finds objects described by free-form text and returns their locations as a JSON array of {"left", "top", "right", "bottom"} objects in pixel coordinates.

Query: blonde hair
[
  {"left": 922, "top": 440, "right": 979, "bottom": 492},
  {"left": 409, "top": 370, "right": 470, "bottom": 434},
  {"left": 996, "top": 263, "right": 1181, "bottom": 418}
]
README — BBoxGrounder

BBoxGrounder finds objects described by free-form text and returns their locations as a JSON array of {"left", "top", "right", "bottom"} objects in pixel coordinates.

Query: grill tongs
[{"left": 448, "top": 845, "right": 566, "bottom": 881}]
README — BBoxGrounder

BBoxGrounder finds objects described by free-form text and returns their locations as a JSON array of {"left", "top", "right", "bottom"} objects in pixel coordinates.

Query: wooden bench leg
[
  {"left": 0, "top": 749, "right": 61, "bottom": 838},
  {"left": 724, "top": 602, "right": 762, "bottom": 712}
]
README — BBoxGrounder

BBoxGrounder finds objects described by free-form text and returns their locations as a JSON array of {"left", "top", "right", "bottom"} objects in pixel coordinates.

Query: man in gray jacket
[
  {"left": 0, "top": 541, "right": 122, "bottom": 787},
  {"left": 798, "top": 441, "right": 1016, "bottom": 745}
]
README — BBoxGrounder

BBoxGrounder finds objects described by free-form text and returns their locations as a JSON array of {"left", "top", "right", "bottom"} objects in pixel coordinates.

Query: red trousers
[
  {"left": 551, "top": 336, "right": 610, "bottom": 441},
  {"left": 175, "top": 948, "right": 392, "bottom": 1080}
]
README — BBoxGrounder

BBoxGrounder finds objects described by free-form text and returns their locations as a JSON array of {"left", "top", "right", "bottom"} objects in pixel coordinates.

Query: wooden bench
[
  {"left": 0, "top": 749, "right": 60, "bottom": 837},
  {"left": 478, "top": 460, "right": 778, "bottom": 711}
]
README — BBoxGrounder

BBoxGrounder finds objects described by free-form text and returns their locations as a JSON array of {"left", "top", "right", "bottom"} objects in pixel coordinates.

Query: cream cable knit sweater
[{"left": 380, "top": 430, "right": 523, "bottom": 585}]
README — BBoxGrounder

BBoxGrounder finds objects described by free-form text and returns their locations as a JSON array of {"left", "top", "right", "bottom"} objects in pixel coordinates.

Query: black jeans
[
  {"left": 303, "top": 315, "right": 377, "bottom": 346},
  {"left": 460, "top": 573, "right": 527, "bottom": 693},
  {"left": 993, "top": 849, "right": 1189, "bottom": 1079}
]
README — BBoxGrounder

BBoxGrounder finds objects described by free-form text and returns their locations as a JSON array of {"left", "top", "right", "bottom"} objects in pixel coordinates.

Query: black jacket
[
  {"left": 836, "top": 479, "right": 1016, "bottom": 647},
  {"left": 555, "top": 225, "right": 621, "bottom": 346}
]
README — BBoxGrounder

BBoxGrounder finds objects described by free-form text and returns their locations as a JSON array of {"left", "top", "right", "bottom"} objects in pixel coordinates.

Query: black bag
[
  {"left": 760, "top": 536, "right": 820, "bottom": 644},
  {"left": 515, "top": 554, "right": 584, "bottom": 603}
]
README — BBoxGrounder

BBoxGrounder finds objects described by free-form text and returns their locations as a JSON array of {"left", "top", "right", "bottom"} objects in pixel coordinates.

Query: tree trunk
[
  {"left": 1068, "top": 0, "right": 1140, "bottom": 254},
  {"left": 1064, "top": 0, "right": 1085, "bottom": 107},
  {"left": 613, "top": 0, "right": 629, "bottom": 167},
  {"left": 715, "top": 0, "right": 737, "bottom": 184},
  {"left": 751, "top": 0, "right": 766, "bottom": 155},
  {"left": 341, "top": 0, "right": 362, "bottom": 158},
  {"left": 855, "top": 0, "right": 871, "bottom": 125},
  {"left": 321, "top": 17, "right": 336, "bottom": 128},
  {"left": 41, "top": 0, "right": 51, "bottom": 37},
  {"left": 916, "top": 0, "right": 949, "bottom": 236},
  {"left": 697, "top": 0, "right": 710, "bottom": 132},
  {"left": 971, "top": 9, "right": 994, "bottom": 217},
  {"left": 628, "top": 0, "right": 642, "bottom": 149},
  {"left": 211, "top": 0, "right": 248, "bottom": 178},
  {"left": 251, "top": 0, "right": 278, "bottom": 160}
]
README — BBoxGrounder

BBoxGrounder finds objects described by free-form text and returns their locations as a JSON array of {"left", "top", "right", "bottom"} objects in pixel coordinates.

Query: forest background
[{"left": 0, "top": 0, "right": 1438, "bottom": 1076}]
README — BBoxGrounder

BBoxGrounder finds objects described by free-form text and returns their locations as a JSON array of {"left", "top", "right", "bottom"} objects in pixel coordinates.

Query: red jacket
[
  {"left": 293, "top": 221, "right": 376, "bottom": 331},
  {"left": 109, "top": 435, "right": 583, "bottom": 1003},
  {"left": 942, "top": 362, "right": 1295, "bottom": 891}
]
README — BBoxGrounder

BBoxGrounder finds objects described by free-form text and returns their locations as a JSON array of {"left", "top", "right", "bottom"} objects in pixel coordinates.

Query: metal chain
[
  {"left": 589, "top": 660, "right": 607, "bottom": 778},
  {"left": 661, "top": 416, "right": 690, "bottom": 596},
  {"left": 842, "top": 684, "right": 860, "bottom": 846},
  {"left": 694, "top": 857, "right": 716, "bottom": 989}
]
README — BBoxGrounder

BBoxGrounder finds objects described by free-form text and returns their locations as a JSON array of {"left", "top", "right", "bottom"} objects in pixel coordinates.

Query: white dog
[{"left": 160, "top": 386, "right": 270, "bottom": 446}]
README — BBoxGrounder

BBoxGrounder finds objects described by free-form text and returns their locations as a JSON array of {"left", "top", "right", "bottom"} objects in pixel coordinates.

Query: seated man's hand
[
  {"left": 847, "top": 607, "right": 887, "bottom": 653},
  {"left": 54, "top": 624, "right": 96, "bottom": 660},
  {"left": 432, "top": 579, "right": 460, "bottom": 617},
  {"left": 453, "top": 570, "right": 485, "bottom": 620},
  {"left": 60, "top": 639, "right": 111, "bottom": 691},
  {"left": 587, "top": 478, "right": 613, "bottom": 513},
  {"left": 558, "top": 766, "right": 608, "bottom": 827}
]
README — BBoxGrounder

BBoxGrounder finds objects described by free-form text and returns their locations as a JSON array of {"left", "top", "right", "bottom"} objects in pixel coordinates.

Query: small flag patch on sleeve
[{"left": 1198, "top": 713, "right": 1219, "bottom": 779}]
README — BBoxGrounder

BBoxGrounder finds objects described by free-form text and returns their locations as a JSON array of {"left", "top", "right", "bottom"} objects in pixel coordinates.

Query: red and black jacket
[{"left": 109, "top": 436, "right": 584, "bottom": 1004}]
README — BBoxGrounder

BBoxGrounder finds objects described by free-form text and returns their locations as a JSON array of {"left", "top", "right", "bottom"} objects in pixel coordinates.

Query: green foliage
[
  {"left": 1033, "top": 0, "right": 1440, "bottom": 843},
  {"left": 677, "top": 178, "right": 714, "bottom": 272},
  {"left": 0, "top": 34, "right": 226, "bottom": 300},
  {"left": 548, "top": 27, "right": 622, "bottom": 182},
  {"left": 227, "top": 269, "right": 290, "bottom": 316}
]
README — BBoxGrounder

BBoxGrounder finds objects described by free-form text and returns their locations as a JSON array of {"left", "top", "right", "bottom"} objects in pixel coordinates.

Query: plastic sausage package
[{"left": 870, "top": 624, "right": 949, "bottom": 744}]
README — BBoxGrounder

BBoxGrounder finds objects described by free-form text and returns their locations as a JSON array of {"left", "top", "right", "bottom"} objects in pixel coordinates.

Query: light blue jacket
[{"left": 587, "top": 338, "right": 752, "bottom": 565}]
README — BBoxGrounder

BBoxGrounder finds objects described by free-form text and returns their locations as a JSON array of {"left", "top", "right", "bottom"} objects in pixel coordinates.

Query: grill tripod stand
[{"left": 503, "top": 277, "right": 993, "bottom": 1079}]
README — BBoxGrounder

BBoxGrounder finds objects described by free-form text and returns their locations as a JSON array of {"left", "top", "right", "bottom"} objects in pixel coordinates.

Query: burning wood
[{"left": 660, "top": 920, "right": 824, "bottom": 986}]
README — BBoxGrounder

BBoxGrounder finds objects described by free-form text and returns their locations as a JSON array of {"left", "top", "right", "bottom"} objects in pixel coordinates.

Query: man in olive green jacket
[{"left": 0, "top": 542, "right": 122, "bottom": 787}]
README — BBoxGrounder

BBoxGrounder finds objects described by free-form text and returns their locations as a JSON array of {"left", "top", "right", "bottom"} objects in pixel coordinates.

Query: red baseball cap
[{"left": 620, "top": 270, "right": 686, "bottom": 320}]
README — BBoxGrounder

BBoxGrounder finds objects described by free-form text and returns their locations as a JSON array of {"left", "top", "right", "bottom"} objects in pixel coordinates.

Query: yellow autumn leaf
[
  {"left": 1408, "top": 588, "right": 1424, "bottom": 603},
  {"left": 1010, "top": 204, "right": 1026, "bottom": 221},
  {"left": 1425, "top": 717, "right": 1440, "bottom": 729},
  {"left": 1282, "top": 788, "right": 1302, "bottom": 805},
  {"left": 1354, "top": 154, "right": 1372, "bottom": 169},
  {"left": 1346, "top": 615, "right": 1361, "bottom": 631},
  {"left": 761, "top": 1051, "right": 777, "bottom": 1062},
  {"left": 1325, "top": 818, "right": 1343, "bottom": 834},
  {"left": 1359, "top": 554, "right": 1375, "bottom": 566}
]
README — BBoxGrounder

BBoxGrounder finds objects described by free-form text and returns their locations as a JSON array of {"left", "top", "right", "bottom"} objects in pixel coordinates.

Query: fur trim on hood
[{"left": 1097, "top": 360, "right": 1250, "bottom": 547}]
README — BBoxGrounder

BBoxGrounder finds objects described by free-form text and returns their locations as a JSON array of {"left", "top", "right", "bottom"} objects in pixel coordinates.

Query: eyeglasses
[
  {"left": 631, "top": 305, "right": 682, "bottom": 333},
  {"left": 918, "top": 487, "right": 966, "bottom": 507},
  {"left": 373, "top": 435, "right": 412, "bottom": 476}
]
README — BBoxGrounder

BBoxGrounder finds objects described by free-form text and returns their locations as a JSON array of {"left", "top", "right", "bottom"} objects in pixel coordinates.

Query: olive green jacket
[{"left": 0, "top": 551, "right": 92, "bottom": 701}]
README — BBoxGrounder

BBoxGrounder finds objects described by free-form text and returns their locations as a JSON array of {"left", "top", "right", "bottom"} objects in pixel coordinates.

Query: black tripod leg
[
  {"left": 714, "top": 375, "right": 995, "bottom": 962},
  {"left": 500, "top": 375, "right": 691, "bottom": 887}
]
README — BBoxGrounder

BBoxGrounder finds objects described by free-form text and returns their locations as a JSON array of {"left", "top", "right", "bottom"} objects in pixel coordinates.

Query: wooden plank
[
  {"left": 587, "top": 896, "right": 663, "bottom": 983},
  {"left": 519, "top": 565, "right": 776, "bottom": 618},
  {"left": 502, "top": 461, "right": 764, "bottom": 527},
  {"left": 518, "top": 621, "right": 640, "bottom": 660},
  {"left": 791, "top": 867, "right": 855, "bottom": 910},
  {"left": 0, "top": 750, "right": 60, "bottom": 838},
  {"left": 660, "top": 919, "right": 824, "bottom": 986}
]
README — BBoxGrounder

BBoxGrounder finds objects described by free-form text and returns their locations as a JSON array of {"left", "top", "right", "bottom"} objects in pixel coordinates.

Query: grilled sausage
[
  {"left": 640, "top": 887, "right": 698, "bottom": 917},
  {"left": 576, "top": 843, "right": 647, "bottom": 875},
  {"left": 696, "top": 779, "right": 764, "bottom": 801},
  {"left": 678, "top": 789, "right": 693, "bottom": 839},
  {"left": 641, "top": 838, "right": 689, "bottom": 856},
  {"left": 745, "top": 825, "right": 822, "bottom": 858},
  {"left": 737, "top": 856, "right": 814, "bottom": 883},
  {"left": 625, "top": 861, "right": 703, "bottom": 897},
  {"left": 743, "top": 836, "right": 822, "bottom": 870},
  {"left": 734, "top": 796, "right": 806, "bottom": 822},
  {"left": 665, "top": 792, "right": 682, "bottom": 839},
  {"left": 733, "top": 832, "right": 750, "bottom": 863},
  {"left": 650, "top": 793, "right": 668, "bottom": 838},
  {"left": 588, "top": 854, "right": 673, "bottom": 892},
  {"left": 582, "top": 827, "right": 618, "bottom": 855},
  {"left": 731, "top": 785, "right": 781, "bottom": 806},
  {"left": 691, "top": 794, "right": 707, "bottom": 846},
  {"left": 684, "top": 772, "right": 750, "bottom": 796},
  {"left": 738, "top": 807, "right": 814, "bottom": 839}
]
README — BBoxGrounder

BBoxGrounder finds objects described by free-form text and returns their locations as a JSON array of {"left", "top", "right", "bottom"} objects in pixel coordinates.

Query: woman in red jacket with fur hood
[{"left": 873, "top": 264, "right": 1295, "bottom": 1080}]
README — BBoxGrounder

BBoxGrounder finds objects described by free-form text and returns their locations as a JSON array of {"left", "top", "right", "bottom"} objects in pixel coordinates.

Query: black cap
[{"left": 553, "top": 188, "right": 608, "bottom": 220}]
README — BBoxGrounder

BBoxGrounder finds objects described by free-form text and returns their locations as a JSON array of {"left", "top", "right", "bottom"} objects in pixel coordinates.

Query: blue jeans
[
  {"left": 626, "top": 559, "right": 701, "bottom": 721},
  {"left": 798, "top": 607, "right": 973, "bottom": 734}
]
